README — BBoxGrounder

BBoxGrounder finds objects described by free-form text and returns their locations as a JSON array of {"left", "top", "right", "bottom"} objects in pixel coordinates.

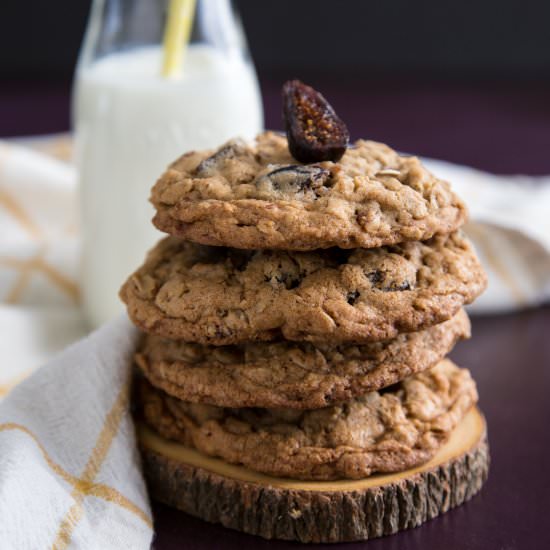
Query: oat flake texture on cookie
[
  {"left": 150, "top": 131, "right": 468, "bottom": 250},
  {"left": 139, "top": 359, "right": 478, "bottom": 481},
  {"left": 120, "top": 232, "right": 486, "bottom": 345},
  {"left": 135, "top": 309, "right": 470, "bottom": 409}
]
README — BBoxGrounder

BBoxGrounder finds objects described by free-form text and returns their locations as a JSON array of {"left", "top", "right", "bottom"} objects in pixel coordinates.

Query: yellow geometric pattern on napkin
[
  {"left": 0, "top": 251, "right": 80, "bottom": 305},
  {"left": 51, "top": 379, "right": 152, "bottom": 548},
  {"left": 0, "top": 421, "right": 152, "bottom": 533},
  {"left": 0, "top": 189, "right": 80, "bottom": 305},
  {"left": 1, "top": 137, "right": 153, "bottom": 545},
  {"left": 0, "top": 382, "right": 153, "bottom": 548},
  {"left": 0, "top": 135, "right": 80, "bottom": 396}
]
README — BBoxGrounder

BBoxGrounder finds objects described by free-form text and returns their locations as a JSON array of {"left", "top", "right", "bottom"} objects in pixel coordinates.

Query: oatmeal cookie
[
  {"left": 136, "top": 310, "right": 469, "bottom": 409},
  {"left": 151, "top": 132, "right": 467, "bottom": 250},
  {"left": 120, "top": 232, "right": 486, "bottom": 344},
  {"left": 139, "top": 359, "right": 478, "bottom": 481}
]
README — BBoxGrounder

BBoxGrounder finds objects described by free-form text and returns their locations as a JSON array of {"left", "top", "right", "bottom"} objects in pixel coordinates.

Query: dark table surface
[{"left": 2, "top": 78, "right": 549, "bottom": 550}]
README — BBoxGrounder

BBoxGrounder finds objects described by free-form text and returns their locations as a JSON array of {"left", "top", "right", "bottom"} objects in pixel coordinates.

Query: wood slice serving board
[{"left": 138, "top": 407, "right": 489, "bottom": 544}]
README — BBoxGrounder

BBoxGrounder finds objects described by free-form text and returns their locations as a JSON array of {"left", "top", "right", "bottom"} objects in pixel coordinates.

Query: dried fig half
[{"left": 282, "top": 80, "right": 349, "bottom": 164}]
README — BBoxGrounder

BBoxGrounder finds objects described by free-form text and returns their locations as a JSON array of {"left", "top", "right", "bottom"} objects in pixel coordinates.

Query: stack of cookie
[{"left": 120, "top": 81, "right": 488, "bottom": 543}]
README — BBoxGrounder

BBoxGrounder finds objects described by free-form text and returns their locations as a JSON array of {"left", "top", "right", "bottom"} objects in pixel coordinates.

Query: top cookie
[{"left": 151, "top": 132, "right": 467, "bottom": 251}]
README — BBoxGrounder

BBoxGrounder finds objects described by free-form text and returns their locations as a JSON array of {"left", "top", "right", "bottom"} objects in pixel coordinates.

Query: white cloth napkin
[
  {"left": 0, "top": 135, "right": 549, "bottom": 548},
  {"left": 0, "top": 138, "right": 88, "bottom": 398},
  {"left": 0, "top": 316, "right": 153, "bottom": 549}
]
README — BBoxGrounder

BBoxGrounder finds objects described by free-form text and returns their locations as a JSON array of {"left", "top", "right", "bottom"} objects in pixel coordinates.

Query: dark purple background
[
  {"left": 1, "top": 80, "right": 549, "bottom": 549},
  {"left": 3, "top": 78, "right": 550, "bottom": 176}
]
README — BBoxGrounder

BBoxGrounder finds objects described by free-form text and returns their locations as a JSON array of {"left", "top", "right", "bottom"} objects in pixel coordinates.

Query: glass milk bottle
[{"left": 73, "top": 0, "right": 263, "bottom": 328}]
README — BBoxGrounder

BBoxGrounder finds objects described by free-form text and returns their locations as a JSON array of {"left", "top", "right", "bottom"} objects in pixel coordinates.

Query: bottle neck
[{"left": 78, "top": 0, "right": 247, "bottom": 70}]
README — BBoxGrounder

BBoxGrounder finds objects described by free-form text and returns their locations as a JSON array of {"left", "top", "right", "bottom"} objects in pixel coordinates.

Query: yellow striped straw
[{"left": 162, "top": 0, "right": 197, "bottom": 78}]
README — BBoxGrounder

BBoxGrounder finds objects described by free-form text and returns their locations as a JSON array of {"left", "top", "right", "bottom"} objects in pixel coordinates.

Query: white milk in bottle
[{"left": 74, "top": 44, "right": 263, "bottom": 327}]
